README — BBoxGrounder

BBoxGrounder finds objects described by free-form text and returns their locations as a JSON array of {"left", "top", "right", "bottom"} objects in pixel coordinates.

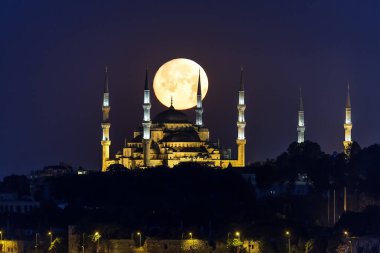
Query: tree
[
  {"left": 305, "top": 239, "right": 314, "bottom": 253},
  {"left": 48, "top": 237, "right": 62, "bottom": 252},
  {"left": 106, "top": 164, "right": 128, "bottom": 174}
]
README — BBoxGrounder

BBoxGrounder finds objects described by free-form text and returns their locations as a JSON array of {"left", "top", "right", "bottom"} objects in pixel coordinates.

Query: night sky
[{"left": 1, "top": 1, "right": 380, "bottom": 178}]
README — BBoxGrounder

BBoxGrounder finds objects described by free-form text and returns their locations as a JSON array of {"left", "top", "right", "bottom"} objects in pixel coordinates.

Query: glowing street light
[
  {"left": 343, "top": 230, "right": 353, "bottom": 253},
  {"left": 189, "top": 232, "right": 193, "bottom": 240},
  {"left": 285, "top": 231, "right": 291, "bottom": 253},
  {"left": 235, "top": 231, "right": 240, "bottom": 241},
  {"left": 93, "top": 231, "right": 101, "bottom": 253},
  {"left": 137, "top": 232, "right": 142, "bottom": 247},
  {"left": 48, "top": 231, "right": 53, "bottom": 244},
  {"left": 0, "top": 230, "right": 2, "bottom": 241}
]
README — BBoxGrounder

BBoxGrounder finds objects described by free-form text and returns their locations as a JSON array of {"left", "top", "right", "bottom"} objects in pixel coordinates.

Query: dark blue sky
[{"left": 1, "top": 1, "right": 380, "bottom": 177}]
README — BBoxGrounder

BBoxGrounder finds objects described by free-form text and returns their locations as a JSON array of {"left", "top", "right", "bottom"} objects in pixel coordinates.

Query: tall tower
[
  {"left": 297, "top": 88, "right": 305, "bottom": 143},
  {"left": 343, "top": 84, "right": 352, "bottom": 155},
  {"left": 142, "top": 68, "right": 152, "bottom": 167},
  {"left": 195, "top": 70, "right": 203, "bottom": 126},
  {"left": 236, "top": 67, "right": 246, "bottom": 167},
  {"left": 101, "top": 66, "right": 111, "bottom": 172}
]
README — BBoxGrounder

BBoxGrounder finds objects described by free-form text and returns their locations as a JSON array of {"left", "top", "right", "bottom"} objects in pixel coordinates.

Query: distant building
[
  {"left": 0, "top": 193, "right": 39, "bottom": 214},
  {"left": 100, "top": 67, "right": 247, "bottom": 171},
  {"left": 30, "top": 162, "right": 73, "bottom": 178},
  {"left": 0, "top": 240, "right": 30, "bottom": 253}
]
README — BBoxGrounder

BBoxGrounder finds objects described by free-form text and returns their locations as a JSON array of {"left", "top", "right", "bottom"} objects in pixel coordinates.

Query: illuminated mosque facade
[{"left": 100, "top": 68, "right": 246, "bottom": 171}]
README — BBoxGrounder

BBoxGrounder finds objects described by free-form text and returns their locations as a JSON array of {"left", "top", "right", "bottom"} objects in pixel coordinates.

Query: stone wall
[{"left": 68, "top": 227, "right": 260, "bottom": 253}]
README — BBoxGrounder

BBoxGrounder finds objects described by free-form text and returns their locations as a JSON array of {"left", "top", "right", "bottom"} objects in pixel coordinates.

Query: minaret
[
  {"left": 343, "top": 83, "right": 352, "bottom": 155},
  {"left": 236, "top": 67, "right": 246, "bottom": 167},
  {"left": 142, "top": 68, "right": 152, "bottom": 167},
  {"left": 101, "top": 66, "right": 111, "bottom": 172},
  {"left": 195, "top": 70, "right": 203, "bottom": 126},
  {"left": 297, "top": 88, "right": 305, "bottom": 143}
]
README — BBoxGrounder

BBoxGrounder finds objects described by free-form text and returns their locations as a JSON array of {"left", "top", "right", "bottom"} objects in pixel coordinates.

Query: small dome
[{"left": 153, "top": 106, "right": 190, "bottom": 124}]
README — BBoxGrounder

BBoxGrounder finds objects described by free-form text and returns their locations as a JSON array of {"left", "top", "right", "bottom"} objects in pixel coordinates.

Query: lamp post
[
  {"left": 0, "top": 231, "right": 2, "bottom": 253},
  {"left": 285, "top": 231, "right": 291, "bottom": 253},
  {"left": 94, "top": 231, "right": 100, "bottom": 253},
  {"left": 189, "top": 232, "right": 192, "bottom": 240},
  {"left": 48, "top": 231, "right": 53, "bottom": 245},
  {"left": 343, "top": 230, "right": 352, "bottom": 253},
  {"left": 137, "top": 232, "right": 142, "bottom": 247},
  {"left": 81, "top": 233, "right": 85, "bottom": 253},
  {"left": 35, "top": 233, "right": 39, "bottom": 253}
]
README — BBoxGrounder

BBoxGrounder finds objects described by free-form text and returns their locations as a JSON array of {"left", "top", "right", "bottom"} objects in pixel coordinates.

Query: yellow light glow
[
  {"left": 235, "top": 232, "right": 240, "bottom": 236},
  {"left": 153, "top": 58, "right": 208, "bottom": 110},
  {"left": 285, "top": 231, "right": 290, "bottom": 236}
]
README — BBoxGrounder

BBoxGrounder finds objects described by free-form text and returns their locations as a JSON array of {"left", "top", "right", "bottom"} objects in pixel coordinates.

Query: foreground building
[{"left": 101, "top": 67, "right": 247, "bottom": 171}]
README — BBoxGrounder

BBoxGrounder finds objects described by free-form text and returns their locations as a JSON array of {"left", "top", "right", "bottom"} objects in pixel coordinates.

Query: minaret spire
[
  {"left": 195, "top": 69, "right": 203, "bottom": 126},
  {"left": 101, "top": 66, "right": 111, "bottom": 171},
  {"left": 240, "top": 65, "right": 244, "bottom": 91},
  {"left": 297, "top": 88, "right": 305, "bottom": 143},
  {"left": 346, "top": 83, "right": 351, "bottom": 108},
  {"left": 344, "top": 83, "right": 353, "bottom": 156},
  {"left": 236, "top": 66, "right": 246, "bottom": 167},
  {"left": 142, "top": 67, "right": 152, "bottom": 167}
]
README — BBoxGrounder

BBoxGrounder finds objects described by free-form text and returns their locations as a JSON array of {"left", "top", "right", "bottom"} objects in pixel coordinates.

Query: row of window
[{"left": 0, "top": 204, "right": 38, "bottom": 213}]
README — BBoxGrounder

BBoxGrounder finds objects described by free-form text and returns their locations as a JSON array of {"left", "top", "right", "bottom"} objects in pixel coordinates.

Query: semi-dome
[{"left": 153, "top": 106, "right": 190, "bottom": 124}]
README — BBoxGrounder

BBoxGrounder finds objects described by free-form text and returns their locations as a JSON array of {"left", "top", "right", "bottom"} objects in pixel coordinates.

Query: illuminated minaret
[
  {"left": 101, "top": 66, "right": 111, "bottom": 172},
  {"left": 297, "top": 88, "right": 305, "bottom": 143},
  {"left": 142, "top": 68, "right": 152, "bottom": 167},
  {"left": 195, "top": 70, "right": 203, "bottom": 126},
  {"left": 236, "top": 67, "right": 246, "bottom": 167},
  {"left": 343, "top": 83, "right": 352, "bottom": 155}
]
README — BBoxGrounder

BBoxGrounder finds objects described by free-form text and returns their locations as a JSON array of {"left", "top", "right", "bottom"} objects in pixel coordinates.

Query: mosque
[
  {"left": 100, "top": 61, "right": 353, "bottom": 172},
  {"left": 100, "top": 65, "right": 246, "bottom": 171}
]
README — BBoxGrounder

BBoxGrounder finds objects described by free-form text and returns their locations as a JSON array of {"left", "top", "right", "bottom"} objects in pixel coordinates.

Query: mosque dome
[{"left": 153, "top": 106, "right": 190, "bottom": 124}]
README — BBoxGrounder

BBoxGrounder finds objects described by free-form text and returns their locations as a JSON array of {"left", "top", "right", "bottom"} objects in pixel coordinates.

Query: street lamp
[
  {"left": 137, "top": 232, "right": 142, "bottom": 247},
  {"left": 0, "top": 231, "right": 2, "bottom": 241},
  {"left": 35, "top": 233, "right": 39, "bottom": 253},
  {"left": 343, "top": 230, "right": 352, "bottom": 253},
  {"left": 94, "top": 231, "right": 101, "bottom": 253},
  {"left": 48, "top": 231, "right": 53, "bottom": 244},
  {"left": 285, "top": 231, "right": 291, "bottom": 253},
  {"left": 81, "top": 233, "right": 85, "bottom": 253},
  {"left": 235, "top": 232, "right": 240, "bottom": 241},
  {"left": 189, "top": 232, "right": 192, "bottom": 240}
]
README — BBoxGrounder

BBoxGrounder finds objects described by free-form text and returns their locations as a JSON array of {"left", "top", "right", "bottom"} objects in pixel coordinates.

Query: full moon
[{"left": 153, "top": 58, "right": 208, "bottom": 110}]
